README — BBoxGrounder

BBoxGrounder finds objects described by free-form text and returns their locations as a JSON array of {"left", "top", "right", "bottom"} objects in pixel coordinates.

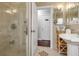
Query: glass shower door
[{"left": 0, "top": 3, "right": 26, "bottom": 56}]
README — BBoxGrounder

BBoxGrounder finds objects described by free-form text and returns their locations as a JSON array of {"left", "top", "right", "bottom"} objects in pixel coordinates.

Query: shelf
[{"left": 56, "top": 31, "right": 67, "bottom": 55}]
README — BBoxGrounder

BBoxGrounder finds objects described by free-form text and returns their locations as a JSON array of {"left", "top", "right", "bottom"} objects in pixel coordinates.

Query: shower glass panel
[{"left": 0, "top": 2, "right": 26, "bottom": 56}]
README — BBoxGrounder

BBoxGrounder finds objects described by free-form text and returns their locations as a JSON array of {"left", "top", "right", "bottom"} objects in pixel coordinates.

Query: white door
[
  {"left": 38, "top": 9, "right": 50, "bottom": 40},
  {"left": 37, "top": 8, "right": 54, "bottom": 48},
  {"left": 31, "top": 3, "right": 38, "bottom": 55}
]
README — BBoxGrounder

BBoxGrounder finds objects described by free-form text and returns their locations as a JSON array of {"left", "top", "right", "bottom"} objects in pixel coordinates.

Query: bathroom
[
  {"left": 0, "top": 2, "right": 79, "bottom": 56},
  {"left": 36, "top": 2, "right": 79, "bottom": 56}
]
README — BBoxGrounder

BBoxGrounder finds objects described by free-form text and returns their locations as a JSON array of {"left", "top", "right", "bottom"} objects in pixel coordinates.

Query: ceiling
[
  {"left": 0, "top": 2, "right": 26, "bottom": 9},
  {"left": 36, "top": 2, "right": 65, "bottom": 6},
  {"left": 36, "top": 2, "right": 79, "bottom": 9},
  {"left": 0, "top": 3, "right": 26, "bottom": 15}
]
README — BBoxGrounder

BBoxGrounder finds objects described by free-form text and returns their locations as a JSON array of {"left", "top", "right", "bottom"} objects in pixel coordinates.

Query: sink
[{"left": 59, "top": 33, "right": 79, "bottom": 42}]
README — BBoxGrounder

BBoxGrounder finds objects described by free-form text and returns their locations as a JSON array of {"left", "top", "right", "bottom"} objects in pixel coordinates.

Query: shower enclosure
[{"left": 0, "top": 2, "right": 27, "bottom": 56}]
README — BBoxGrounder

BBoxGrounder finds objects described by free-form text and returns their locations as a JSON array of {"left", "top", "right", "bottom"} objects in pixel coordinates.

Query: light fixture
[
  {"left": 57, "top": 3, "right": 76, "bottom": 11},
  {"left": 5, "top": 9, "right": 17, "bottom": 14},
  {"left": 57, "top": 4, "right": 64, "bottom": 10},
  {"left": 57, "top": 4, "right": 64, "bottom": 11},
  {"left": 5, "top": 9, "right": 12, "bottom": 14},
  {"left": 12, "top": 9, "right": 17, "bottom": 13},
  {"left": 66, "top": 3, "right": 75, "bottom": 10}
]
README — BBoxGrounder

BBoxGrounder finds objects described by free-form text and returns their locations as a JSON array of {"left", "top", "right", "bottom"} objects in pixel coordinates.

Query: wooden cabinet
[{"left": 56, "top": 31, "right": 67, "bottom": 55}]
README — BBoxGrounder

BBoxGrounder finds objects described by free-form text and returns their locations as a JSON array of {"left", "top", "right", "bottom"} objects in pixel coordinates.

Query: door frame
[
  {"left": 26, "top": 2, "right": 32, "bottom": 56},
  {"left": 37, "top": 6, "right": 54, "bottom": 48},
  {"left": 26, "top": 2, "right": 38, "bottom": 56}
]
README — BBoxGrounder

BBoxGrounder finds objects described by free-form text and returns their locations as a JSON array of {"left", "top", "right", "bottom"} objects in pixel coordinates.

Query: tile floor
[{"left": 34, "top": 46, "right": 62, "bottom": 56}]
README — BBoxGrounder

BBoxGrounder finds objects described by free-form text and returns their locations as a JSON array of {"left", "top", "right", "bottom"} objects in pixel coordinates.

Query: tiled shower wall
[{"left": 0, "top": 3, "right": 26, "bottom": 56}]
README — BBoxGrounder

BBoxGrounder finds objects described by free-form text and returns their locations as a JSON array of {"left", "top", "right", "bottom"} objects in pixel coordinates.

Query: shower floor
[{"left": 0, "top": 47, "right": 26, "bottom": 56}]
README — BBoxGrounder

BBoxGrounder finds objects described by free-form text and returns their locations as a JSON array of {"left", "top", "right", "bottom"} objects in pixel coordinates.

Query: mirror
[
  {"left": 53, "top": 3, "right": 79, "bottom": 32},
  {"left": 53, "top": 3, "right": 79, "bottom": 25},
  {"left": 53, "top": 8, "right": 64, "bottom": 25},
  {"left": 66, "top": 6, "right": 79, "bottom": 25},
  {"left": 53, "top": 8, "right": 65, "bottom": 32}
]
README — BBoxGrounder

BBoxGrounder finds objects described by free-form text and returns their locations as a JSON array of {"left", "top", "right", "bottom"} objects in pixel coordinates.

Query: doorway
[{"left": 37, "top": 8, "right": 53, "bottom": 48}]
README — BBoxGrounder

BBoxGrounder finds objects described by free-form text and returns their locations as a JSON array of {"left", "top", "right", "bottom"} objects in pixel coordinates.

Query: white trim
[
  {"left": 50, "top": 8, "right": 53, "bottom": 48},
  {"left": 37, "top": 6, "right": 52, "bottom": 9},
  {"left": 26, "top": 2, "right": 32, "bottom": 56},
  {"left": 31, "top": 2, "right": 38, "bottom": 56},
  {"left": 26, "top": 3, "right": 28, "bottom": 56},
  {"left": 37, "top": 5, "right": 56, "bottom": 9}
]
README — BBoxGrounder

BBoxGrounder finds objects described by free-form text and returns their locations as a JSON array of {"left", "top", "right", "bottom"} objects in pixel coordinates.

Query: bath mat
[{"left": 38, "top": 51, "right": 48, "bottom": 56}]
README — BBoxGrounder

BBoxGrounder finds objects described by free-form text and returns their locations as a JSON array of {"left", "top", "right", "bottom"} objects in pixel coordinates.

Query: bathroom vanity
[{"left": 59, "top": 33, "right": 79, "bottom": 56}]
